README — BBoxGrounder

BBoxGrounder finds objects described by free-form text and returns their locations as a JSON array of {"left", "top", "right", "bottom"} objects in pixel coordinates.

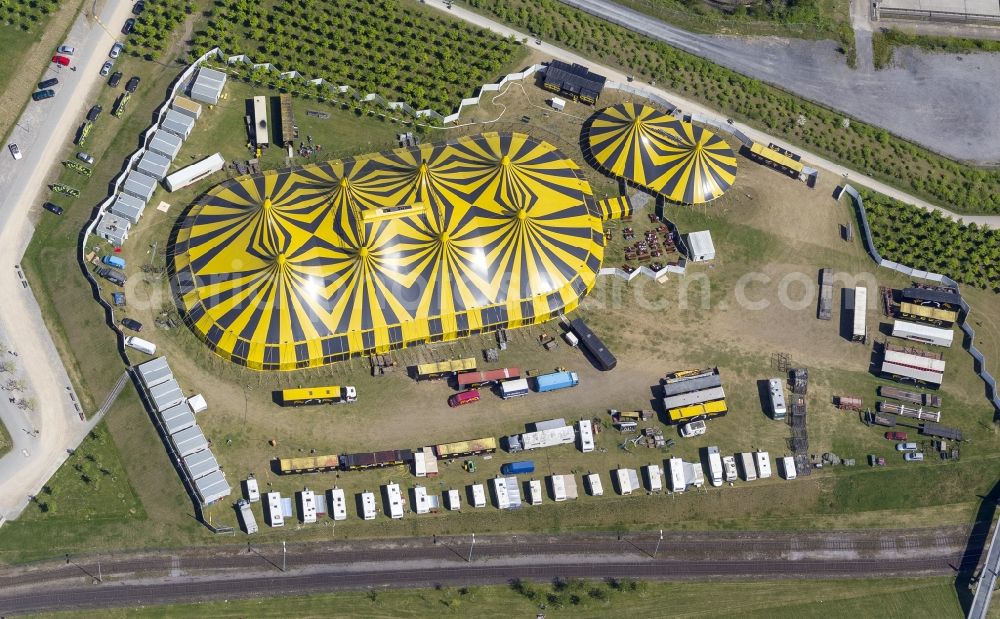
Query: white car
[
  {"left": 8, "top": 144, "right": 21, "bottom": 160},
  {"left": 680, "top": 420, "right": 707, "bottom": 438},
  {"left": 100, "top": 60, "right": 114, "bottom": 77},
  {"left": 109, "top": 42, "right": 124, "bottom": 59},
  {"left": 896, "top": 442, "right": 918, "bottom": 452},
  {"left": 57, "top": 44, "right": 75, "bottom": 55}
]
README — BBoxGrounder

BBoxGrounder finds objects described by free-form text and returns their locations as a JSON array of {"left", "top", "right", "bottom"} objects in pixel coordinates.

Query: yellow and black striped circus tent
[
  {"left": 171, "top": 132, "right": 605, "bottom": 370},
  {"left": 586, "top": 103, "right": 737, "bottom": 204}
]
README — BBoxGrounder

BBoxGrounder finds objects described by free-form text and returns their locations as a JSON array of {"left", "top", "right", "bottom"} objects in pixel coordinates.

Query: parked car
[
  {"left": 100, "top": 61, "right": 114, "bottom": 76},
  {"left": 86, "top": 105, "right": 103, "bottom": 122},
  {"left": 904, "top": 452, "right": 925, "bottom": 462},
  {"left": 51, "top": 55, "right": 70, "bottom": 66},
  {"left": 76, "top": 152, "right": 95, "bottom": 165},
  {"left": 121, "top": 18, "right": 135, "bottom": 35},
  {"left": 132, "top": 1, "right": 145, "bottom": 15},
  {"left": 896, "top": 442, "right": 918, "bottom": 452},
  {"left": 680, "top": 419, "right": 707, "bottom": 438},
  {"left": 109, "top": 42, "right": 124, "bottom": 59},
  {"left": 125, "top": 76, "right": 140, "bottom": 93},
  {"left": 42, "top": 202, "right": 64, "bottom": 216},
  {"left": 885, "top": 431, "right": 907, "bottom": 441},
  {"left": 57, "top": 45, "right": 75, "bottom": 56},
  {"left": 121, "top": 318, "right": 143, "bottom": 332},
  {"left": 108, "top": 71, "right": 123, "bottom": 87},
  {"left": 32, "top": 89, "right": 55, "bottom": 101},
  {"left": 867, "top": 454, "right": 886, "bottom": 467},
  {"left": 8, "top": 144, "right": 21, "bottom": 160},
  {"left": 38, "top": 78, "right": 59, "bottom": 89}
]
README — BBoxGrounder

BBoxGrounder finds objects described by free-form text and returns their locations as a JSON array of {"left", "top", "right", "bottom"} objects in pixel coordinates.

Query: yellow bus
[
  {"left": 278, "top": 386, "right": 357, "bottom": 406},
  {"left": 668, "top": 399, "right": 728, "bottom": 424}
]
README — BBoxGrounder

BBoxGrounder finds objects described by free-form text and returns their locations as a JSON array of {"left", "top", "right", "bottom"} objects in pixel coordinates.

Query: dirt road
[{"left": 0, "top": 0, "right": 134, "bottom": 521}]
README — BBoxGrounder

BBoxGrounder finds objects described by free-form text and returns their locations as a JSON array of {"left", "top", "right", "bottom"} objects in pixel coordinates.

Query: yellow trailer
[{"left": 668, "top": 399, "right": 728, "bottom": 424}]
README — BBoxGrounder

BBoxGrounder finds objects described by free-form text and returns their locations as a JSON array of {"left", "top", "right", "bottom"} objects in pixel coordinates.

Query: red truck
[
  {"left": 448, "top": 389, "right": 481, "bottom": 408},
  {"left": 885, "top": 431, "right": 908, "bottom": 441}
]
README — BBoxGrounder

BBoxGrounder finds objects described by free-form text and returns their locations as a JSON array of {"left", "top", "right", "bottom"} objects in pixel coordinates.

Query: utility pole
[
  {"left": 467, "top": 533, "right": 475, "bottom": 563},
  {"left": 97, "top": 555, "right": 102, "bottom": 583},
  {"left": 282, "top": 540, "right": 286, "bottom": 572},
  {"left": 653, "top": 530, "right": 664, "bottom": 558}
]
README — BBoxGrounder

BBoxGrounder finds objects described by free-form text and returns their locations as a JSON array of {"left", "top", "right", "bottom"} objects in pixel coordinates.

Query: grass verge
[{"left": 35, "top": 577, "right": 962, "bottom": 618}]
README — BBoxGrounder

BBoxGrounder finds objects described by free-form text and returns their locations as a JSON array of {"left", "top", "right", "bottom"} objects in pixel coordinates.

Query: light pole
[
  {"left": 282, "top": 540, "right": 286, "bottom": 572},
  {"left": 467, "top": 533, "right": 475, "bottom": 563},
  {"left": 653, "top": 529, "right": 664, "bottom": 558}
]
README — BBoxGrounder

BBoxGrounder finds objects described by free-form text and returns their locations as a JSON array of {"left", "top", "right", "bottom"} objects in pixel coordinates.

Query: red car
[
  {"left": 51, "top": 55, "right": 71, "bottom": 66},
  {"left": 885, "top": 431, "right": 908, "bottom": 441}
]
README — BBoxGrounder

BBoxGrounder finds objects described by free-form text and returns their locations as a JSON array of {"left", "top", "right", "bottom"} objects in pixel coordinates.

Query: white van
[{"left": 125, "top": 335, "right": 156, "bottom": 355}]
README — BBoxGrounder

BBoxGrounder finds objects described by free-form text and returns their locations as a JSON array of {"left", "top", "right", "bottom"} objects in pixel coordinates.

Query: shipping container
[
  {"left": 434, "top": 436, "right": 497, "bottom": 459},
  {"left": 891, "top": 319, "right": 954, "bottom": 348}
]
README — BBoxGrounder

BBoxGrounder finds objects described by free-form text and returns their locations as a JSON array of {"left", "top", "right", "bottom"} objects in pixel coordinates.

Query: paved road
[
  {"left": 0, "top": 0, "right": 133, "bottom": 522},
  {"left": 0, "top": 529, "right": 977, "bottom": 614},
  {"left": 557, "top": 0, "right": 1000, "bottom": 164},
  {"left": 432, "top": 1, "right": 1000, "bottom": 228}
]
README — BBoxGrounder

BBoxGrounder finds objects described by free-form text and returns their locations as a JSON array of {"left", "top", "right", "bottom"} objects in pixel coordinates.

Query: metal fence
[
  {"left": 222, "top": 53, "right": 547, "bottom": 125},
  {"left": 839, "top": 184, "right": 1000, "bottom": 415}
]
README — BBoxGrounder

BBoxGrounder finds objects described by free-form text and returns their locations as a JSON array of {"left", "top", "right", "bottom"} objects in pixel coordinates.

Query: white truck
[
  {"left": 706, "top": 446, "right": 724, "bottom": 487},
  {"left": 237, "top": 498, "right": 258, "bottom": 534}
]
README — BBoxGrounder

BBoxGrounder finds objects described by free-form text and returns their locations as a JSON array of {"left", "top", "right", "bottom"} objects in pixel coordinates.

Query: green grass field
[{"left": 34, "top": 577, "right": 963, "bottom": 618}]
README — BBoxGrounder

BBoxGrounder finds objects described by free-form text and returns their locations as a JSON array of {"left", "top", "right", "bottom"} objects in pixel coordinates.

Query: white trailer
[
  {"left": 413, "top": 485, "right": 434, "bottom": 514},
  {"left": 668, "top": 457, "right": 686, "bottom": 492},
  {"left": 643, "top": 464, "right": 663, "bottom": 492},
  {"left": 470, "top": 483, "right": 487, "bottom": 508},
  {"left": 682, "top": 461, "right": 705, "bottom": 488},
  {"left": 447, "top": 489, "right": 461, "bottom": 511},
  {"left": 852, "top": 286, "right": 867, "bottom": 342},
  {"left": 754, "top": 452, "right": 772, "bottom": 479},
  {"left": 780, "top": 456, "right": 797, "bottom": 480},
  {"left": 892, "top": 319, "right": 954, "bottom": 348},
  {"left": 361, "top": 491, "right": 377, "bottom": 520},
  {"left": 413, "top": 451, "right": 427, "bottom": 478},
  {"left": 520, "top": 425, "right": 575, "bottom": 450},
  {"left": 244, "top": 475, "right": 260, "bottom": 502},
  {"left": 707, "top": 446, "right": 723, "bottom": 487},
  {"left": 550, "top": 96, "right": 566, "bottom": 111},
  {"left": 722, "top": 455, "right": 738, "bottom": 483},
  {"left": 265, "top": 492, "right": 284, "bottom": 527},
  {"left": 529, "top": 479, "right": 543, "bottom": 505},
  {"left": 492, "top": 477, "right": 510, "bottom": 509},
  {"left": 768, "top": 379, "right": 787, "bottom": 419},
  {"left": 578, "top": 419, "right": 595, "bottom": 453},
  {"left": 384, "top": 482, "right": 404, "bottom": 519},
  {"left": 329, "top": 487, "right": 347, "bottom": 521},
  {"left": 585, "top": 473, "right": 604, "bottom": 496},
  {"left": 615, "top": 468, "right": 640, "bottom": 495},
  {"left": 739, "top": 453, "right": 757, "bottom": 481},
  {"left": 298, "top": 489, "right": 317, "bottom": 523},
  {"left": 237, "top": 498, "right": 258, "bottom": 534}
]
